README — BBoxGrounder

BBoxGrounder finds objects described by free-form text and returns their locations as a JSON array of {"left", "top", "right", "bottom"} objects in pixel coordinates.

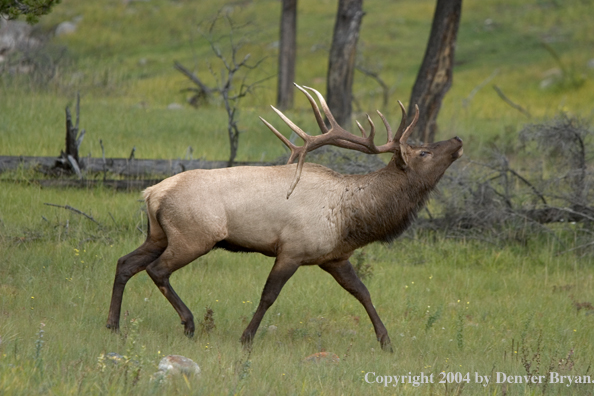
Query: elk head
[{"left": 260, "top": 83, "right": 463, "bottom": 198}]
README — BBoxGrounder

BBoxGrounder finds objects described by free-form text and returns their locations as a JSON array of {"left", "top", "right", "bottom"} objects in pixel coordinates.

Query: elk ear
[
  {"left": 397, "top": 145, "right": 410, "bottom": 168},
  {"left": 397, "top": 104, "right": 419, "bottom": 168}
]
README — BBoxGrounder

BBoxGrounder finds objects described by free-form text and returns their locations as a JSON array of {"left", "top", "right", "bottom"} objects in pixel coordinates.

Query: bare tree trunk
[
  {"left": 56, "top": 93, "right": 85, "bottom": 178},
  {"left": 326, "top": 0, "right": 364, "bottom": 129},
  {"left": 408, "top": 0, "right": 462, "bottom": 143},
  {"left": 276, "top": 0, "right": 297, "bottom": 110}
]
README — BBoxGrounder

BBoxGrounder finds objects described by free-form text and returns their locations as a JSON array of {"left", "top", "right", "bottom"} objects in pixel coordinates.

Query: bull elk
[{"left": 106, "top": 84, "right": 463, "bottom": 352}]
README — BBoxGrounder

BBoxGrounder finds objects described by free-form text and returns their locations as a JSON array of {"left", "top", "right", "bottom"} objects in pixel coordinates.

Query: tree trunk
[
  {"left": 408, "top": 0, "right": 462, "bottom": 143},
  {"left": 276, "top": 0, "right": 298, "bottom": 110},
  {"left": 326, "top": 0, "right": 364, "bottom": 129}
]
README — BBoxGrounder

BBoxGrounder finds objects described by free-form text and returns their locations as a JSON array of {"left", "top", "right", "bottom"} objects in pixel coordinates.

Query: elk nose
[{"left": 454, "top": 136, "right": 463, "bottom": 143}]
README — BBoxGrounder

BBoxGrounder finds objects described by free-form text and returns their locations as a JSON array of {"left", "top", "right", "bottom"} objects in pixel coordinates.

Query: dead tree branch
[
  {"left": 493, "top": 85, "right": 531, "bottom": 118},
  {"left": 44, "top": 202, "right": 103, "bottom": 227},
  {"left": 520, "top": 114, "right": 591, "bottom": 207},
  {"left": 174, "top": 61, "right": 214, "bottom": 107},
  {"left": 355, "top": 64, "right": 389, "bottom": 107},
  {"left": 469, "top": 159, "right": 548, "bottom": 206},
  {"left": 462, "top": 69, "right": 499, "bottom": 108}
]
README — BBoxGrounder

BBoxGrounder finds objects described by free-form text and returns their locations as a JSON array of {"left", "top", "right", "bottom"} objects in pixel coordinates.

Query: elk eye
[{"left": 419, "top": 151, "right": 429, "bottom": 157}]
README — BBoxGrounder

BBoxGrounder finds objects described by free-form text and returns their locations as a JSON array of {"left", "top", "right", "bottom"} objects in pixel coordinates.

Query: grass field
[
  {"left": 1, "top": 183, "right": 593, "bottom": 395},
  {"left": 2, "top": 0, "right": 594, "bottom": 159},
  {"left": 2, "top": 0, "right": 594, "bottom": 394}
]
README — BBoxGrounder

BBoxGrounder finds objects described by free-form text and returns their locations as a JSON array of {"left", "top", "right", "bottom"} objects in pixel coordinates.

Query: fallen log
[
  {"left": 35, "top": 179, "right": 163, "bottom": 191},
  {"left": 416, "top": 205, "right": 594, "bottom": 231},
  {"left": 0, "top": 155, "right": 274, "bottom": 176},
  {"left": 524, "top": 206, "right": 594, "bottom": 224}
]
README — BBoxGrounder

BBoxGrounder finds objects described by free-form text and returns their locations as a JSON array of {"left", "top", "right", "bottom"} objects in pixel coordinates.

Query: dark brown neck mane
[{"left": 341, "top": 159, "right": 437, "bottom": 248}]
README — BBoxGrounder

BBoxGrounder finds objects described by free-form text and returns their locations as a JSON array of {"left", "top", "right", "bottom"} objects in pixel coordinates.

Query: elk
[{"left": 106, "top": 84, "right": 463, "bottom": 352}]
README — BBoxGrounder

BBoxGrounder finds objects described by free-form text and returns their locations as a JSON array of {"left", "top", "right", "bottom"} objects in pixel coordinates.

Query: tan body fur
[
  {"left": 145, "top": 161, "right": 426, "bottom": 263},
  {"left": 146, "top": 164, "right": 350, "bottom": 261}
]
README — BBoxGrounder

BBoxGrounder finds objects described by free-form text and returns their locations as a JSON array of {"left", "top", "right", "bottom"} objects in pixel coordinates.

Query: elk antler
[{"left": 260, "top": 83, "right": 419, "bottom": 199}]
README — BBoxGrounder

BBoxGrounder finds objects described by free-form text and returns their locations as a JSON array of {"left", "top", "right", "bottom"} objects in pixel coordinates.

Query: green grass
[
  {"left": 2, "top": 0, "right": 594, "bottom": 159},
  {"left": 1, "top": 183, "right": 593, "bottom": 395},
  {"left": 2, "top": 0, "right": 594, "bottom": 394},
  {"left": 0, "top": 94, "right": 289, "bottom": 161}
]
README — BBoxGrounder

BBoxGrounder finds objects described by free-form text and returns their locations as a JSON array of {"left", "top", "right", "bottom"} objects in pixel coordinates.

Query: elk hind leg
[
  {"left": 145, "top": 242, "right": 214, "bottom": 337},
  {"left": 106, "top": 238, "right": 166, "bottom": 331},
  {"left": 320, "top": 259, "right": 393, "bottom": 352}
]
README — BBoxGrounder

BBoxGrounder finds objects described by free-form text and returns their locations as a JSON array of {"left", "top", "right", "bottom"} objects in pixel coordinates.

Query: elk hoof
[
  {"left": 240, "top": 332, "right": 254, "bottom": 348},
  {"left": 106, "top": 323, "right": 119, "bottom": 332},
  {"left": 181, "top": 321, "right": 195, "bottom": 337},
  {"left": 379, "top": 335, "right": 393, "bottom": 353}
]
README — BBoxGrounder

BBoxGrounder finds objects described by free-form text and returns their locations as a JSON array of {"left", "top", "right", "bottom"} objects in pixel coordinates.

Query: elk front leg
[
  {"left": 240, "top": 257, "right": 300, "bottom": 347},
  {"left": 106, "top": 240, "right": 165, "bottom": 331},
  {"left": 320, "top": 259, "right": 393, "bottom": 352}
]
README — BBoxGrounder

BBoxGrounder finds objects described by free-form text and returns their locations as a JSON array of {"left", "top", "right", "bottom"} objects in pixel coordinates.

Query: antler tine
[
  {"left": 259, "top": 116, "right": 302, "bottom": 164},
  {"left": 366, "top": 114, "right": 376, "bottom": 142},
  {"left": 376, "top": 110, "right": 392, "bottom": 143},
  {"left": 393, "top": 101, "right": 408, "bottom": 142},
  {"left": 301, "top": 86, "right": 379, "bottom": 154},
  {"left": 266, "top": 104, "right": 317, "bottom": 198},
  {"left": 293, "top": 83, "right": 328, "bottom": 134},
  {"left": 270, "top": 105, "right": 311, "bottom": 146},
  {"left": 400, "top": 104, "right": 419, "bottom": 145},
  {"left": 356, "top": 121, "right": 367, "bottom": 138},
  {"left": 286, "top": 151, "right": 307, "bottom": 199},
  {"left": 259, "top": 116, "right": 294, "bottom": 149},
  {"left": 302, "top": 85, "right": 340, "bottom": 129},
  {"left": 355, "top": 115, "right": 375, "bottom": 140}
]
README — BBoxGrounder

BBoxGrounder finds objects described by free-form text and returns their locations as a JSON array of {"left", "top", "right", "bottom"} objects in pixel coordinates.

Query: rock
[
  {"left": 150, "top": 355, "right": 201, "bottom": 383},
  {"left": 167, "top": 103, "right": 183, "bottom": 110},
  {"left": 539, "top": 68, "right": 562, "bottom": 90},
  {"left": 483, "top": 18, "right": 495, "bottom": 31},
  {"left": 541, "top": 67, "right": 562, "bottom": 78},
  {"left": 588, "top": 59, "right": 594, "bottom": 69},
  {"left": 157, "top": 355, "right": 201, "bottom": 377},
  {"left": 302, "top": 352, "right": 340, "bottom": 364},
  {"left": 0, "top": 19, "right": 41, "bottom": 54},
  {"left": 105, "top": 352, "right": 125, "bottom": 365},
  {"left": 540, "top": 78, "right": 555, "bottom": 90},
  {"left": 55, "top": 21, "right": 77, "bottom": 36}
]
